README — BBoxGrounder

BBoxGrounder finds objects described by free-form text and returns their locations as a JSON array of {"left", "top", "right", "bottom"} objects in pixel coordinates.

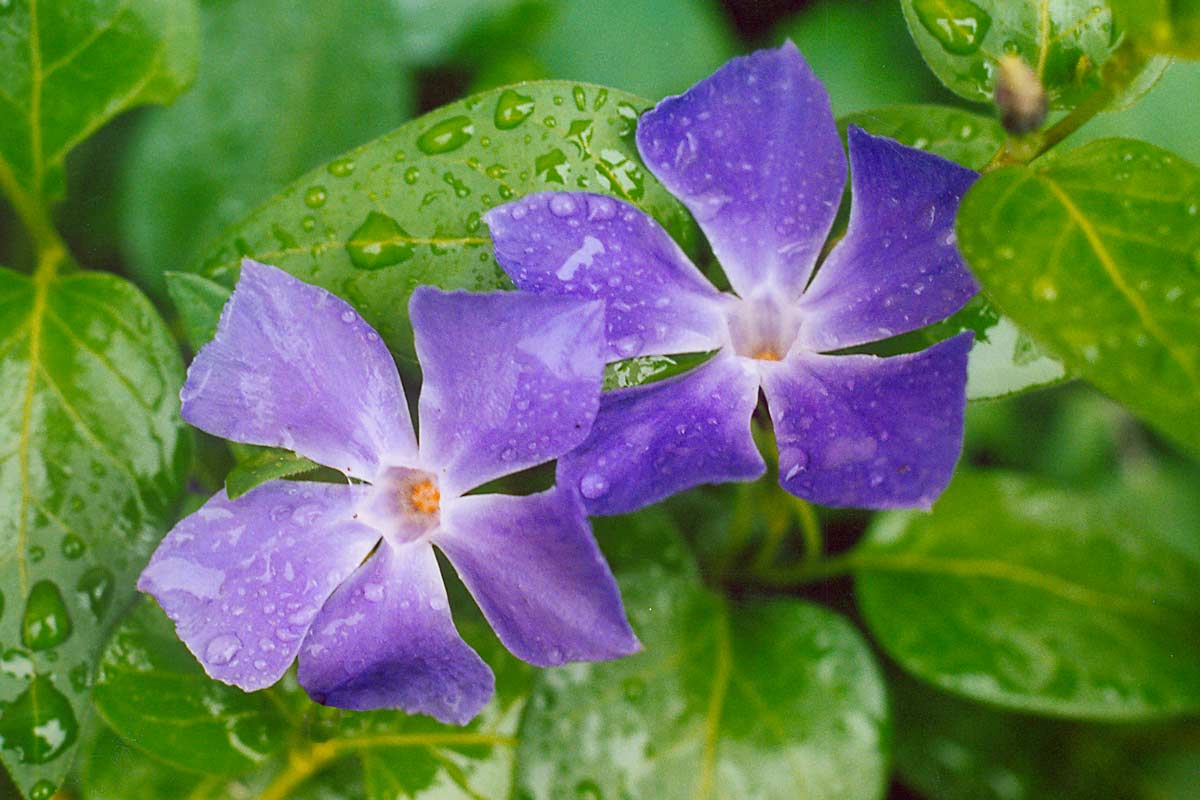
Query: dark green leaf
[
  {"left": 602, "top": 350, "right": 716, "bottom": 391},
  {"left": 164, "top": 271, "right": 230, "bottom": 352},
  {"left": 0, "top": 0, "right": 198, "bottom": 203},
  {"left": 856, "top": 471, "right": 1200, "bottom": 719},
  {"left": 71, "top": 723, "right": 206, "bottom": 800},
  {"left": 956, "top": 139, "right": 1200, "bottom": 455},
  {"left": 193, "top": 81, "right": 698, "bottom": 362},
  {"left": 592, "top": 505, "right": 701, "bottom": 580},
  {"left": 517, "top": 571, "right": 890, "bottom": 800},
  {"left": 899, "top": 0, "right": 1167, "bottom": 109},
  {"left": 92, "top": 600, "right": 287, "bottom": 776},
  {"left": 837, "top": 106, "right": 1067, "bottom": 399},
  {"left": 225, "top": 447, "right": 319, "bottom": 501},
  {"left": 120, "top": 0, "right": 415, "bottom": 297},
  {"left": 0, "top": 267, "right": 191, "bottom": 796},
  {"left": 1109, "top": 0, "right": 1200, "bottom": 58}
]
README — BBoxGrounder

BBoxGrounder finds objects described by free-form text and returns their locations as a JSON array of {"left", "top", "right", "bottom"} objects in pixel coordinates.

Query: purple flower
[
  {"left": 139, "top": 261, "right": 639, "bottom": 725},
  {"left": 485, "top": 42, "right": 979, "bottom": 514}
]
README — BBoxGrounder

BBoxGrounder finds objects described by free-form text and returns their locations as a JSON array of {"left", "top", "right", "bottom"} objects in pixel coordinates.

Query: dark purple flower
[
  {"left": 139, "top": 261, "right": 639, "bottom": 725},
  {"left": 485, "top": 42, "right": 979, "bottom": 514}
]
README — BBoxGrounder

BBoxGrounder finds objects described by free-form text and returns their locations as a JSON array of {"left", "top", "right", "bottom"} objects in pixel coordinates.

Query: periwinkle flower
[
  {"left": 139, "top": 261, "right": 638, "bottom": 725},
  {"left": 485, "top": 42, "right": 979, "bottom": 514}
]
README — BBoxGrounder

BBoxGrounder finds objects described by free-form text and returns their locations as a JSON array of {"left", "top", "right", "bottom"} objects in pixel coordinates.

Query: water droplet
[
  {"left": 572, "top": 86, "right": 587, "bottom": 111},
  {"left": 363, "top": 583, "right": 384, "bottom": 603},
  {"left": 1033, "top": 276, "right": 1058, "bottom": 301},
  {"left": 60, "top": 534, "right": 85, "bottom": 560},
  {"left": 912, "top": 0, "right": 992, "bottom": 55},
  {"left": 300, "top": 215, "right": 316, "bottom": 232},
  {"left": 1, "top": 649, "right": 33, "bottom": 680},
  {"left": 549, "top": 194, "right": 578, "bottom": 217},
  {"left": 30, "top": 780, "right": 57, "bottom": 800},
  {"left": 22, "top": 581, "right": 73, "bottom": 651},
  {"left": 327, "top": 157, "right": 355, "bottom": 177},
  {"left": 68, "top": 663, "right": 91, "bottom": 693},
  {"left": 494, "top": 89, "right": 535, "bottom": 130},
  {"left": 346, "top": 211, "right": 415, "bottom": 270},
  {"left": 0, "top": 676, "right": 79, "bottom": 764},
  {"left": 77, "top": 567, "right": 114, "bottom": 619},
  {"left": 404, "top": 166, "right": 420, "bottom": 185},
  {"left": 205, "top": 634, "right": 242, "bottom": 666},
  {"left": 303, "top": 186, "right": 327, "bottom": 208},
  {"left": 417, "top": 115, "right": 474, "bottom": 154},
  {"left": 29, "top": 545, "right": 44, "bottom": 563},
  {"left": 442, "top": 171, "right": 471, "bottom": 198},
  {"left": 536, "top": 148, "right": 569, "bottom": 184},
  {"left": 579, "top": 473, "right": 609, "bottom": 499},
  {"left": 0, "top": 0, "right": 13, "bottom": 15}
]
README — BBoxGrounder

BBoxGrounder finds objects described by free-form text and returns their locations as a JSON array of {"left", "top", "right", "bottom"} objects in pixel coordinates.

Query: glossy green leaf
[
  {"left": 899, "top": 0, "right": 1166, "bottom": 109},
  {"left": 92, "top": 600, "right": 286, "bottom": 776},
  {"left": 193, "top": 81, "right": 697, "bottom": 362},
  {"left": 120, "top": 0, "right": 414, "bottom": 297},
  {"left": 602, "top": 350, "right": 716, "bottom": 391},
  {"left": 72, "top": 723, "right": 206, "bottom": 800},
  {"left": 0, "top": 267, "right": 191, "bottom": 797},
  {"left": 592, "top": 505, "right": 700, "bottom": 580},
  {"left": 224, "top": 447, "right": 319, "bottom": 501},
  {"left": 1109, "top": 0, "right": 1200, "bottom": 58},
  {"left": 837, "top": 105, "right": 1067, "bottom": 399},
  {"left": 856, "top": 471, "right": 1200, "bottom": 719},
  {"left": 517, "top": 571, "right": 890, "bottom": 800},
  {"left": 0, "top": 0, "right": 198, "bottom": 204},
  {"left": 163, "top": 270, "right": 229, "bottom": 352},
  {"left": 956, "top": 139, "right": 1200, "bottom": 454}
]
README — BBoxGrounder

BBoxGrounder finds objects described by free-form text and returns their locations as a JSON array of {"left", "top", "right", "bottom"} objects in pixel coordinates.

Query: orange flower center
[
  {"left": 409, "top": 480, "right": 441, "bottom": 514},
  {"left": 753, "top": 349, "right": 781, "bottom": 362}
]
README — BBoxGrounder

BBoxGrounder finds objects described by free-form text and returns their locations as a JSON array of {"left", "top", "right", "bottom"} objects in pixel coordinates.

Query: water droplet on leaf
[
  {"left": 494, "top": 89, "right": 535, "bottom": 130},
  {"left": 77, "top": 567, "right": 114, "bottom": 619},
  {"left": 303, "top": 186, "right": 327, "bottom": 208},
  {"left": 0, "top": 676, "right": 79, "bottom": 764},
  {"left": 346, "top": 211, "right": 416, "bottom": 270},
  {"left": 22, "top": 581, "right": 73, "bottom": 651},
  {"left": 417, "top": 115, "right": 474, "bottom": 154},
  {"left": 912, "top": 0, "right": 992, "bottom": 55}
]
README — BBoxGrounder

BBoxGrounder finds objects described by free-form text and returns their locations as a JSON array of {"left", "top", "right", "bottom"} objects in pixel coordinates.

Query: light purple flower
[
  {"left": 485, "top": 42, "right": 979, "bottom": 514},
  {"left": 139, "top": 260, "right": 639, "bottom": 725}
]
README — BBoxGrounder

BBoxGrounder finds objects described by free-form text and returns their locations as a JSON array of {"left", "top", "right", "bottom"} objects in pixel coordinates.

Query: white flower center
[
  {"left": 722, "top": 293, "right": 803, "bottom": 362},
  {"left": 360, "top": 466, "right": 441, "bottom": 544}
]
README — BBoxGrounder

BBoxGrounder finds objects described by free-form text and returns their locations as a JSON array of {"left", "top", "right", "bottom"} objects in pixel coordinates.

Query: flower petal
[
  {"left": 797, "top": 128, "right": 979, "bottom": 351},
  {"left": 557, "top": 354, "right": 765, "bottom": 516},
  {"left": 411, "top": 288, "right": 605, "bottom": 495},
  {"left": 761, "top": 333, "right": 973, "bottom": 509},
  {"left": 181, "top": 260, "right": 416, "bottom": 478},
  {"left": 297, "top": 541, "right": 494, "bottom": 725},
  {"left": 636, "top": 41, "right": 845, "bottom": 299},
  {"left": 485, "top": 192, "right": 725, "bottom": 360},
  {"left": 137, "top": 481, "right": 379, "bottom": 691},
  {"left": 436, "top": 488, "right": 639, "bottom": 667}
]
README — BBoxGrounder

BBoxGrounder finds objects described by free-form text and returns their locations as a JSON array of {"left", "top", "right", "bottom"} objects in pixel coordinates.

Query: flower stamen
[{"left": 410, "top": 480, "right": 441, "bottom": 514}]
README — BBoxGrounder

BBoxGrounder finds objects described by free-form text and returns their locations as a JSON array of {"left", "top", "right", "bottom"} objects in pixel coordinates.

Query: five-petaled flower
[
  {"left": 139, "top": 261, "right": 639, "bottom": 725},
  {"left": 485, "top": 42, "right": 980, "bottom": 515}
]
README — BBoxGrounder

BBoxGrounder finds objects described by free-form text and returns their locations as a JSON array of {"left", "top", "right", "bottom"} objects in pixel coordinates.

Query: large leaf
[
  {"left": 194, "top": 81, "right": 697, "bottom": 361},
  {"left": 0, "top": 267, "right": 190, "bottom": 796},
  {"left": 517, "top": 571, "right": 890, "bottom": 800},
  {"left": 855, "top": 471, "right": 1200, "bottom": 719},
  {"left": 0, "top": 0, "right": 198, "bottom": 204},
  {"left": 119, "top": 0, "right": 414, "bottom": 297},
  {"left": 838, "top": 105, "right": 1067, "bottom": 400},
  {"left": 956, "top": 138, "right": 1200, "bottom": 454},
  {"left": 1109, "top": 0, "right": 1200, "bottom": 58},
  {"left": 899, "top": 0, "right": 1166, "bottom": 109}
]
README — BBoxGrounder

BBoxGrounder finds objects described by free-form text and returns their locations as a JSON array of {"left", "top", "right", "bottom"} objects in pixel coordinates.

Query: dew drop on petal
[
  {"left": 579, "top": 473, "right": 609, "bottom": 499},
  {"left": 205, "top": 634, "right": 242, "bottom": 666}
]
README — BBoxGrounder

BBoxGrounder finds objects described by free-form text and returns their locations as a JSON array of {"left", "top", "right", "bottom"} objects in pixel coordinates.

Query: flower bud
[{"left": 994, "top": 54, "right": 1047, "bottom": 135}]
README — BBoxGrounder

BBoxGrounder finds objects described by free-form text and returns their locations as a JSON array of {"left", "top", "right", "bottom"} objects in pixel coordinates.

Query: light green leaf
[
  {"left": 956, "top": 138, "right": 1200, "bottom": 454},
  {"left": 0, "top": 267, "right": 191, "bottom": 797},
  {"left": 224, "top": 448, "right": 319, "bottom": 502},
  {"left": 163, "top": 270, "right": 229, "bottom": 352},
  {"left": 120, "top": 0, "right": 415, "bottom": 297},
  {"left": 856, "top": 471, "right": 1200, "bottom": 719},
  {"left": 517, "top": 571, "right": 890, "bottom": 800},
  {"left": 1109, "top": 0, "right": 1200, "bottom": 58},
  {"left": 602, "top": 351, "right": 716, "bottom": 391},
  {"left": 193, "top": 81, "right": 697, "bottom": 362},
  {"left": 0, "top": 0, "right": 198, "bottom": 204},
  {"left": 92, "top": 600, "right": 287, "bottom": 776},
  {"left": 899, "top": 0, "right": 1167, "bottom": 109}
]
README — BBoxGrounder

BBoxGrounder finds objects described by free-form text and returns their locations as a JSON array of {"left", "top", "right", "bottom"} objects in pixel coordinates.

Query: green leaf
[
  {"left": 517, "top": 571, "right": 890, "bottom": 800},
  {"left": 899, "top": 0, "right": 1166, "bottom": 109},
  {"left": 91, "top": 600, "right": 286, "bottom": 776},
  {"left": 119, "top": 0, "right": 415, "bottom": 297},
  {"left": 855, "top": 471, "right": 1200, "bottom": 720},
  {"left": 592, "top": 505, "right": 701, "bottom": 580},
  {"left": 71, "top": 723, "right": 206, "bottom": 800},
  {"left": 193, "top": 81, "right": 698, "bottom": 362},
  {"left": 0, "top": 0, "right": 198, "bottom": 203},
  {"left": 956, "top": 139, "right": 1200, "bottom": 454},
  {"left": 1109, "top": 0, "right": 1200, "bottom": 58},
  {"left": 0, "top": 267, "right": 191, "bottom": 797},
  {"left": 163, "top": 270, "right": 230, "bottom": 352},
  {"left": 224, "top": 447, "right": 319, "bottom": 501},
  {"left": 836, "top": 105, "right": 1067, "bottom": 399},
  {"left": 602, "top": 350, "right": 716, "bottom": 391}
]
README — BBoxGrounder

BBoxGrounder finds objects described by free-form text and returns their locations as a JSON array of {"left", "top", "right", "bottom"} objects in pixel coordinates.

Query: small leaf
[
  {"left": 856, "top": 471, "right": 1200, "bottom": 719},
  {"left": 899, "top": 0, "right": 1167, "bottom": 109},
  {"left": 92, "top": 601, "right": 288, "bottom": 776},
  {"left": 225, "top": 447, "right": 319, "bottom": 501},
  {"left": 602, "top": 350, "right": 716, "bottom": 391},
  {"left": 164, "top": 271, "right": 230, "bottom": 351},
  {"left": 956, "top": 139, "right": 1200, "bottom": 455},
  {"left": 193, "top": 81, "right": 698, "bottom": 362},
  {"left": 517, "top": 571, "right": 890, "bottom": 800},
  {"left": 1109, "top": 0, "right": 1200, "bottom": 58},
  {"left": 0, "top": 267, "right": 191, "bottom": 796},
  {"left": 0, "top": 0, "right": 198, "bottom": 202}
]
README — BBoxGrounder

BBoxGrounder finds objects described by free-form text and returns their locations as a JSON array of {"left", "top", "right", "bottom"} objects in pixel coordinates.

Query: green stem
[
  {"left": 792, "top": 496, "right": 822, "bottom": 564},
  {"left": 751, "top": 549, "right": 862, "bottom": 587},
  {"left": 0, "top": 161, "right": 70, "bottom": 277}
]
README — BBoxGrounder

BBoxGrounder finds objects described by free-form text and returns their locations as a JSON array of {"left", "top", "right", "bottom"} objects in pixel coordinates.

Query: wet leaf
[
  {"left": 0, "top": 0, "right": 197, "bottom": 203},
  {"left": 0, "top": 267, "right": 191, "bottom": 796},
  {"left": 517, "top": 571, "right": 890, "bottom": 800},
  {"left": 956, "top": 139, "right": 1200, "bottom": 454},
  {"left": 856, "top": 471, "right": 1200, "bottom": 719},
  {"left": 225, "top": 448, "right": 319, "bottom": 501},
  {"left": 163, "top": 271, "right": 229, "bottom": 352},
  {"left": 602, "top": 351, "right": 716, "bottom": 391},
  {"left": 1109, "top": 0, "right": 1200, "bottom": 58}
]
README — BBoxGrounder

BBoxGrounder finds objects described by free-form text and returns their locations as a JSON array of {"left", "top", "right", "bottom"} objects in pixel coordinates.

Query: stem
[
  {"left": 752, "top": 549, "right": 862, "bottom": 587},
  {"left": 0, "top": 160, "right": 71, "bottom": 276},
  {"left": 792, "top": 496, "right": 822, "bottom": 564}
]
